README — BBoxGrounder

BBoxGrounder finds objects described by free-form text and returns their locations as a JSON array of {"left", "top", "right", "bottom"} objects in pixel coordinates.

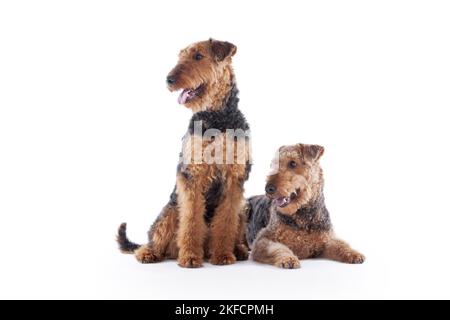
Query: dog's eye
[
  {"left": 288, "top": 160, "right": 297, "bottom": 169},
  {"left": 194, "top": 53, "right": 203, "bottom": 61}
]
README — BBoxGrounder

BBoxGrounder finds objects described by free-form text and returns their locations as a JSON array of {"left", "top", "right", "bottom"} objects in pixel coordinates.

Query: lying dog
[{"left": 246, "top": 143, "right": 365, "bottom": 268}]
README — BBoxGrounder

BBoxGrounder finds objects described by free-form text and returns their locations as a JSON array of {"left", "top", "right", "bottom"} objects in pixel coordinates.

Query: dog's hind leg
[
  {"left": 135, "top": 198, "right": 179, "bottom": 264},
  {"left": 251, "top": 236, "right": 300, "bottom": 269},
  {"left": 321, "top": 238, "right": 365, "bottom": 264}
]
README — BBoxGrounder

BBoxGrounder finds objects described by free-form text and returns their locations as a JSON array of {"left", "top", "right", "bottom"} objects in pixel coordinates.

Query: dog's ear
[
  {"left": 209, "top": 38, "right": 237, "bottom": 62},
  {"left": 301, "top": 144, "right": 324, "bottom": 161}
]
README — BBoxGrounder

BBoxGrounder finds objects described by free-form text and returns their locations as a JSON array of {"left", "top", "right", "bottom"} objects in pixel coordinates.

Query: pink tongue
[
  {"left": 275, "top": 197, "right": 289, "bottom": 207},
  {"left": 178, "top": 89, "right": 191, "bottom": 104}
]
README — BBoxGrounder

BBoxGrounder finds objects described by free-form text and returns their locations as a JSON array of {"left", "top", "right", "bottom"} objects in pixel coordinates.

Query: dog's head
[
  {"left": 166, "top": 39, "right": 237, "bottom": 112},
  {"left": 265, "top": 143, "right": 325, "bottom": 215}
]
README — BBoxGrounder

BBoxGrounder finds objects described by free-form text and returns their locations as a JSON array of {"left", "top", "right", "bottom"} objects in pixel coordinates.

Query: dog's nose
[
  {"left": 166, "top": 75, "right": 176, "bottom": 85},
  {"left": 265, "top": 184, "right": 277, "bottom": 195}
]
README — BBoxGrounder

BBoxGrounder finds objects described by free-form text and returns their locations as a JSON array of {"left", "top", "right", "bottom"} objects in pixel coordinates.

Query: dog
[
  {"left": 117, "top": 39, "right": 251, "bottom": 268},
  {"left": 246, "top": 143, "right": 365, "bottom": 268}
]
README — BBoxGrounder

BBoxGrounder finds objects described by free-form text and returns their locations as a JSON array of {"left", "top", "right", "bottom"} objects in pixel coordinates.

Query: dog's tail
[{"left": 117, "top": 223, "right": 141, "bottom": 253}]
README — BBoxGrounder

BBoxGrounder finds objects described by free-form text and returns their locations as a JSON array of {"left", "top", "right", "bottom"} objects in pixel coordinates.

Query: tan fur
[
  {"left": 135, "top": 245, "right": 162, "bottom": 264},
  {"left": 176, "top": 133, "right": 250, "bottom": 267},
  {"left": 208, "top": 173, "right": 241, "bottom": 265},
  {"left": 126, "top": 40, "right": 249, "bottom": 268},
  {"left": 176, "top": 166, "right": 210, "bottom": 267},
  {"left": 168, "top": 40, "right": 236, "bottom": 112},
  {"left": 251, "top": 144, "right": 365, "bottom": 269},
  {"left": 267, "top": 144, "right": 324, "bottom": 216},
  {"left": 321, "top": 238, "right": 365, "bottom": 263},
  {"left": 151, "top": 205, "right": 179, "bottom": 257},
  {"left": 252, "top": 238, "right": 300, "bottom": 269},
  {"left": 133, "top": 205, "right": 179, "bottom": 263},
  {"left": 234, "top": 201, "right": 250, "bottom": 261}
]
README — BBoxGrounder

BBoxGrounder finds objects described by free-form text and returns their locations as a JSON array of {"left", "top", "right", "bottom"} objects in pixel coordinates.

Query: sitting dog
[
  {"left": 117, "top": 39, "right": 251, "bottom": 268},
  {"left": 246, "top": 143, "right": 365, "bottom": 268}
]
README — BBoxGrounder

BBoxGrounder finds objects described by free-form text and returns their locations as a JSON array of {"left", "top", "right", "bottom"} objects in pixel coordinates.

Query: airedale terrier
[
  {"left": 117, "top": 39, "right": 251, "bottom": 268},
  {"left": 246, "top": 143, "right": 364, "bottom": 269}
]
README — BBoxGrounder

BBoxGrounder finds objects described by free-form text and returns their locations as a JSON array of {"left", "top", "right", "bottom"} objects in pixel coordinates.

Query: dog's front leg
[
  {"left": 176, "top": 169, "right": 208, "bottom": 268},
  {"left": 321, "top": 238, "right": 365, "bottom": 264},
  {"left": 251, "top": 236, "right": 301, "bottom": 269},
  {"left": 208, "top": 177, "right": 243, "bottom": 265}
]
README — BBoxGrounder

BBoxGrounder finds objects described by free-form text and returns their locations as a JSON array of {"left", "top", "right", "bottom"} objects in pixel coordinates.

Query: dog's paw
[
  {"left": 345, "top": 251, "right": 365, "bottom": 264},
  {"left": 135, "top": 246, "right": 162, "bottom": 264},
  {"left": 276, "top": 256, "right": 301, "bottom": 269},
  {"left": 234, "top": 244, "right": 249, "bottom": 261},
  {"left": 178, "top": 255, "right": 203, "bottom": 268},
  {"left": 210, "top": 253, "right": 237, "bottom": 266}
]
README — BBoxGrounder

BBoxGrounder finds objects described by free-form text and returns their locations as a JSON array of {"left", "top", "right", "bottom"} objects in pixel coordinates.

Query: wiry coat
[
  {"left": 117, "top": 39, "right": 251, "bottom": 268},
  {"left": 247, "top": 143, "right": 365, "bottom": 269}
]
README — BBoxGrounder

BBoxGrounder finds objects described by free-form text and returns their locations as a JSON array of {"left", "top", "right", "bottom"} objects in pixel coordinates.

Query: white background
[{"left": 1, "top": 0, "right": 449, "bottom": 299}]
